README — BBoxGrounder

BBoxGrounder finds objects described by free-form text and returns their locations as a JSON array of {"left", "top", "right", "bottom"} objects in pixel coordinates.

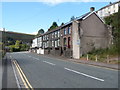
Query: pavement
[
  {"left": 0, "top": 59, "right": 2, "bottom": 90},
  {"left": 2, "top": 54, "right": 17, "bottom": 89},
  {"left": 8, "top": 52, "right": 119, "bottom": 88},
  {"left": 41, "top": 53, "right": 119, "bottom": 70}
]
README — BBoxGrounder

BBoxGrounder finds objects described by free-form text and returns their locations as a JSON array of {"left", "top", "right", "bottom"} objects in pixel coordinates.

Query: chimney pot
[{"left": 90, "top": 7, "right": 95, "bottom": 12}]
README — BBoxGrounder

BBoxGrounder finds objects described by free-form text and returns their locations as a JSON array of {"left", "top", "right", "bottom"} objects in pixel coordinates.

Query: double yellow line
[{"left": 13, "top": 60, "right": 34, "bottom": 90}]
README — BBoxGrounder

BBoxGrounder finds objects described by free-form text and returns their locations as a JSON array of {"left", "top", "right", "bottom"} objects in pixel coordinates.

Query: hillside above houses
[{"left": 0, "top": 30, "right": 35, "bottom": 45}]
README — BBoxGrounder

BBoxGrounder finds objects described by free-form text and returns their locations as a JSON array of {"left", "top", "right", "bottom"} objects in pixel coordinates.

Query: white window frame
[
  {"left": 55, "top": 40, "right": 57, "bottom": 47},
  {"left": 58, "top": 30, "right": 60, "bottom": 37},
  {"left": 58, "top": 39, "right": 60, "bottom": 46},
  {"left": 68, "top": 26, "right": 71, "bottom": 34},
  {"left": 52, "top": 33, "right": 54, "bottom": 38},
  {"left": 64, "top": 28, "right": 67, "bottom": 35},
  {"left": 55, "top": 31, "right": 57, "bottom": 38},
  {"left": 52, "top": 41, "right": 54, "bottom": 47}
]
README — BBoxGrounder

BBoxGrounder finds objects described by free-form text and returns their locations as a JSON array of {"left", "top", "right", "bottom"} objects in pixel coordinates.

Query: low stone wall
[{"left": 63, "top": 48, "right": 72, "bottom": 58}]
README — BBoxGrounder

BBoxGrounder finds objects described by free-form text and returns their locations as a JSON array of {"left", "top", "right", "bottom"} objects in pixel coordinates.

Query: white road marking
[
  {"left": 28, "top": 55, "right": 32, "bottom": 58},
  {"left": 26, "top": 55, "right": 40, "bottom": 60},
  {"left": 33, "top": 57, "right": 39, "bottom": 60},
  {"left": 64, "top": 67, "right": 104, "bottom": 82},
  {"left": 43, "top": 61, "right": 56, "bottom": 66}
]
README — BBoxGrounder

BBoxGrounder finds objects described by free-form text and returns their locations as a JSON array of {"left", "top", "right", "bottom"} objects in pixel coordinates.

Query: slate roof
[{"left": 37, "top": 11, "right": 100, "bottom": 37}]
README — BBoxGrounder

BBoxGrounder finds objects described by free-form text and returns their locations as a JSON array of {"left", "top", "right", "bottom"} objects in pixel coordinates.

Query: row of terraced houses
[{"left": 30, "top": 1, "right": 120, "bottom": 59}]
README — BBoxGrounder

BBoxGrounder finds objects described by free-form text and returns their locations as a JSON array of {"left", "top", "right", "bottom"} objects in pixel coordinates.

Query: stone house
[
  {"left": 96, "top": 1, "right": 120, "bottom": 19},
  {"left": 31, "top": 9, "right": 112, "bottom": 59}
]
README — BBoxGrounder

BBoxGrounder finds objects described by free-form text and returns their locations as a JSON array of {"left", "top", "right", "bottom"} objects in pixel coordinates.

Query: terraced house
[{"left": 31, "top": 8, "right": 112, "bottom": 59}]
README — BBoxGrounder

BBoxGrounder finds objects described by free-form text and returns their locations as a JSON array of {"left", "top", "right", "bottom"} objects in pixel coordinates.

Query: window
[
  {"left": 64, "top": 28, "right": 67, "bottom": 35},
  {"left": 44, "top": 35, "right": 46, "bottom": 40},
  {"left": 52, "top": 33, "right": 54, "bottom": 38},
  {"left": 68, "top": 37, "right": 71, "bottom": 48},
  {"left": 47, "top": 41, "right": 49, "bottom": 47},
  {"left": 44, "top": 36, "right": 46, "bottom": 40},
  {"left": 58, "top": 39, "right": 60, "bottom": 46},
  {"left": 55, "top": 40, "right": 57, "bottom": 47},
  {"left": 45, "top": 35, "right": 47, "bottom": 40},
  {"left": 40, "top": 42, "right": 42, "bottom": 47},
  {"left": 43, "top": 36, "right": 44, "bottom": 40},
  {"left": 64, "top": 38, "right": 67, "bottom": 46},
  {"left": 43, "top": 42, "right": 45, "bottom": 48},
  {"left": 55, "top": 31, "right": 57, "bottom": 38},
  {"left": 52, "top": 41, "right": 54, "bottom": 47},
  {"left": 46, "top": 35, "right": 48, "bottom": 40},
  {"left": 45, "top": 42, "right": 47, "bottom": 48},
  {"left": 113, "top": 4, "right": 115, "bottom": 8},
  {"left": 58, "top": 30, "right": 60, "bottom": 37},
  {"left": 68, "top": 26, "right": 71, "bottom": 34},
  {"left": 40, "top": 37, "right": 42, "bottom": 41}
]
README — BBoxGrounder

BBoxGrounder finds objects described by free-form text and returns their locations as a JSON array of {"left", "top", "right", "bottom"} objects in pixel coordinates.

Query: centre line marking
[
  {"left": 43, "top": 61, "right": 56, "bottom": 66},
  {"left": 64, "top": 67, "right": 104, "bottom": 82},
  {"left": 33, "top": 57, "right": 39, "bottom": 60},
  {"left": 27, "top": 55, "right": 39, "bottom": 60}
]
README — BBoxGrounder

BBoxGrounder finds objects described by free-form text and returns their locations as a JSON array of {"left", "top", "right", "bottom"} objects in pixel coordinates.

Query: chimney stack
[{"left": 90, "top": 7, "right": 95, "bottom": 12}]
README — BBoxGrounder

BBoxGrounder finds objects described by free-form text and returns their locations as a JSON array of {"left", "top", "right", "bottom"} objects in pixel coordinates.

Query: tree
[
  {"left": 104, "top": 7, "right": 120, "bottom": 55},
  {"left": 70, "top": 16, "right": 75, "bottom": 21},
  {"left": 15, "top": 40, "right": 21, "bottom": 51},
  {"left": 48, "top": 22, "right": 58, "bottom": 31},
  {"left": 104, "top": 7, "right": 120, "bottom": 45},
  {"left": 61, "top": 22, "right": 64, "bottom": 26},
  {"left": 37, "top": 29, "right": 44, "bottom": 35}
]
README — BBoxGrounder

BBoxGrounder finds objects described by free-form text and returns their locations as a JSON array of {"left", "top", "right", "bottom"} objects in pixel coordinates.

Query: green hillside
[{"left": 0, "top": 31, "right": 35, "bottom": 45}]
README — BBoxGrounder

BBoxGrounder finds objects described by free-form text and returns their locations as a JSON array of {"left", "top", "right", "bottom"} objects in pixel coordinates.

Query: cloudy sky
[{"left": 1, "top": 0, "right": 117, "bottom": 34}]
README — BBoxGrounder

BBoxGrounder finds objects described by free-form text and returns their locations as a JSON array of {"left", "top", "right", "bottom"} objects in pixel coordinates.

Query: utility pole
[{"left": 3, "top": 28, "right": 6, "bottom": 56}]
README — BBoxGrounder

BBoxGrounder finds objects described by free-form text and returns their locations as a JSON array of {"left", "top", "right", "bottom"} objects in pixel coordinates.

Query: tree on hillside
[
  {"left": 15, "top": 40, "right": 21, "bottom": 49},
  {"left": 48, "top": 22, "right": 58, "bottom": 31},
  {"left": 104, "top": 7, "right": 120, "bottom": 55},
  {"left": 104, "top": 7, "right": 120, "bottom": 45}
]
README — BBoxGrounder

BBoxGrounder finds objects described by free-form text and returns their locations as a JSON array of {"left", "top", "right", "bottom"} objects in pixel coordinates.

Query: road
[{"left": 5, "top": 52, "right": 118, "bottom": 88}]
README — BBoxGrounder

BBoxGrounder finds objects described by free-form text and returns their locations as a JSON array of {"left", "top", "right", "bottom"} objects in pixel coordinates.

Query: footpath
[
  {"left": 1, "top": 54, "right": 17, "bottom": 89},
  {"left": 39, "top": 54, "right": 119, "bottom": 70},
  {"left": 0, "top": 59, "right": 2, "bottom": 90}
]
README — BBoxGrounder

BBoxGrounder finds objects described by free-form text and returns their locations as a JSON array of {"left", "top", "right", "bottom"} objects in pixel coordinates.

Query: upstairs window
[
  {"left": 45, "top": 35, "right": 46, "bottom": 40},
  {"left": 55, "top": 31, "right": 57, "bottom": 38},
  {"left": 40, "top": 37, "right": 42, "bottom": 41},
  {"left": 64, "top": 28, "right": 67, "bottom": 35},
  {"left": 43, "top": 36, "right": 44, "bottom": 40},
  {"left": 46, "top": 35, "right": 48, "bottom": 40},
  {"left": 58, "top": 31, "right": 60, "bottom": 37},
  {"left": 52, "top": 33, "right": 54, "bottom": 38},
  {"left": 68, "top": 26, "right": 71, "bottom": 34}
]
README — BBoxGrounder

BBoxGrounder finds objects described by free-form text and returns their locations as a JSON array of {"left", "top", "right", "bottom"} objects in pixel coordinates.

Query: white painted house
[
  {"left": 32, "top": 38, "right": 38, "bottom": 48},
  {"left": 96, "top": 1, "right": 120, "bottom": 19}
]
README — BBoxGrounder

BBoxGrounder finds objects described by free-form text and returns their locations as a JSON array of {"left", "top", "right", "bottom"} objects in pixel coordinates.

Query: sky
[{"left": 1, "top": 0, "right": 117, "bottom": 34}]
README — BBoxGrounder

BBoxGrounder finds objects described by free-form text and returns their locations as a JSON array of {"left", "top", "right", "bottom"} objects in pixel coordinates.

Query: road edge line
[
  {"left": 11, "top": 60, "right": 21, "bottom": 89},
  {"left": 14, "top": 60, "right": 33, "bottom": 90},
  {"left": 13, "top": 60, "right": 29, "bottom": 89}
]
